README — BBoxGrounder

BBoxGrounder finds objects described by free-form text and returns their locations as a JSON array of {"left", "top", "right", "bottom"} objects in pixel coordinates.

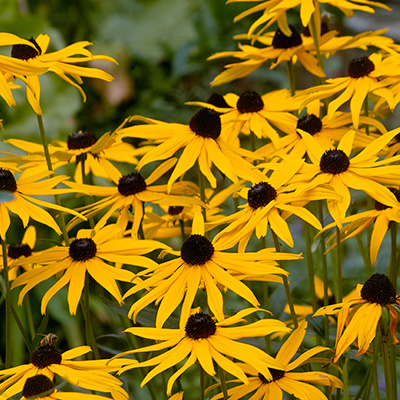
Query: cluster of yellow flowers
[{"left": 1, "top": 1, "right": 400, "bottom": 399}]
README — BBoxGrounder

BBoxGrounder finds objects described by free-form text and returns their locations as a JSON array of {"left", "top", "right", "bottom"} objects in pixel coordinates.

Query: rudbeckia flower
[
  {"left": 0, "top": 167, "right": 83, "bottom": 240},
  {"left": 300, "top": 53, "right": 400, "bottom": 128},
  {"left": 8, "top": 34, "right": 117, "bottom": 115},
  {"left": 124, "top": 212, "right": 299, "bottom": 327},
  {"left": 314, "top": 273, "right": 400, "bottom": 362},
  {"left": 292, "top": 128, "right": 400, "bottom": 227},
  {"left": 209, "top": 25, "right": 326, "bottom": 86},
  {"left": 211, "top": 158, "right": 338, "bottom": 250},
  {"left": 0, "top": 336, "right": 128, "bottom": 400},
  {"left": 118, "top": 108, "right": 265, "bottom": 190},
  {"left": 114, "top": 309, "right": 291, "bottom": 396},
  {"left": 210, "top": 321, "right": 343, "bottom": 400},
  {"left": 11, "top": 224, "right": 170, "bottom": 315},
  {"left": 0, "top": 226, "right": 37, "bottom": 281},
  {"left": 20, "top": 375, "right": 111, "bottom": 400}
]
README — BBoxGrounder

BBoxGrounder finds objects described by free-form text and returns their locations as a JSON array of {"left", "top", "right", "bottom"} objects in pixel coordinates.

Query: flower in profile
[
  {"left": 0, "top": 167, "right": 83, "bottom": 240},
  {"left": 209, "top": 25, "right": 325, "bottom": 86},
  {"left": 20, "top": 375, "right": 111, "bottom": 400},
  {"left": 211, "top": 321, "right": 343, "bottom": 400},
  {"left": 292, "top": 128, "right": 400, "bottom": 227},
  {"left": 0, "top": 226, "right": 37, "bottom": 281},
  {"left": 314, "top": 273, "right": 400, "bottom": 362},
  {"left": 124, "top": 212, "right": 299, "bottom": 327},
  {"left": 113, "top": 309, "right": 291, "bottom": 396},
  {"left": 300, "top": 53, "right": 400, "bottom": 128},
  {"left": 0, "top": 335, "right": 128, "bottom": 400},
  {"left": 8, "top": 34, "right": 117, "bottom": 115},
  {"left": 11, "top": 224, "right": 169, "bottom": 315},
  {"left": 118, "top": 108, "right": 265, "bottom": 190}
]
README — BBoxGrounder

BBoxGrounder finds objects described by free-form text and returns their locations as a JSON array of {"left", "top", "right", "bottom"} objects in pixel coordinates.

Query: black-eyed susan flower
[
  {"left": 124, "top": 212, "right": 299, "bottom": 327},
  {"left": 0, "top": 336, "right": 128, "bottom": 400},
  {"left": 210, "top": 321, "right": 343, "bottom": 400},
  {"left": 292, "top": 128, "right": 400, "bottom": 227},
  {"left": 20, "top": 375, "right": 110, "bottom": 400},
  {"left": 118, "top": 108, "right": 265, "bottom": 190},
  {"left": 11, "top": 224, "right": 170, "bottom": 315},
  {"left": 209, "top": 25, "right": 326, "bottom": 86},
  {"left": 301, "top": 53, "right": 400, "bottom": 128},
  {"left": 114, "top": 309, "right": 291, "bottom": 396},
  {"left": 0, "top": 167, "right": 83, "bottom": 240},
  {"left": 8, "top": 34, "right": 117, "bottom": 115},
  {"left": 314, "top": 273, "right": 400, "bottom": 362}
]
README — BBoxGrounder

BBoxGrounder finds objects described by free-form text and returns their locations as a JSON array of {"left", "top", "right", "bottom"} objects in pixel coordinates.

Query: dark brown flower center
[
  {"left": 319, "top": 149, "right": 350, "bottom": 174},
  {"left": 30, "top": 345, "right": 62, "bottom": 368},
  {"left": 185, "top": 312, "right": 217, "bottom": 339},
  {"left": 8, "top": 243, "right": 32, "bottom": 259},
  {"left": 207, "top": 93, "right": 230, "bottom": 108},
  {"left": 272, "top": 26, "right": 302, "bottom": 49},
  {"left": 348, "top": 56, "right": 375, "bottom": 79},
  {"left": 0, "top": 168, "right": 17, "bottom": 192},
  {"left": 67, "top": 131, "right": 97, "bottom": 150},
  {"left": 248, "top": 182, "right": 277, "bottom": 209},
  {"left": 11, "top": 37, "right": 41, "bottom": 60},
  {"left": 297, "top": 114, "right": 323, "bottom": 135},
  {"left": 374, "top": 187, "right": 400, "bottom": 211},
  {"left": 395, "top": 133, "right": 400, "bottom": 143},
  {"left": 168, "top": 206, "right": 184, "bottom": 216},
  {"left": 236, "top": 91, "right": 264, "bottom": 113},
  {"left": 69, "top": 238, "right": 97, "bottom": 261},
  {"left": 180, "top": 234, "right": 214, "bottom": 265},
  {"left": 258, "top": 368, "right": 285, "bottom": 383},
  {"left": 189, "top": 108, "right": 221, "bottom": 139},
  {"left": 118, "top": 172, "right": 147, "bottom": 196},
  {"left": 22, "top": 375, "right": 55, "bottom": 399},
  {"left": 361, "top": 273, "right": 396, "bottom": 305}
]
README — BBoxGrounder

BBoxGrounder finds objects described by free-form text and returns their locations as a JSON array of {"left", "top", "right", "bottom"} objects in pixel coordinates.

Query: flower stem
[
  {"left": 218, "top": 365, "right": 228, "bottom": 400},
  {"left": 1, "top": 237, "right": 11, "bottom": 368},
  {"left": 78, "top": 154, "right": 95, "bottom": 229},
  {"left": 200, "top": 364, "right": 206, "bottom": 400},
  {"left": 309, "top": 5, "right": 325, "bottom": 78},
  {"left": 36, "top": 114, "right": 70, "bottom": 245},
  {"left": 356, "top": 234, "right": 372, "bottom": 277},
  {"left": 364, "top": 96, "right": 370, "bottom": 136},
  {"left": 372, "top": 335, "right": 381, "bottom": 400},
  {"left": 389, "top": 222, "right": 397, "bottom": 291},
  {"left": 380, "top": 318, "right": 395, "bottom": 400},
  {"left": 335, "top": 227, "right": 343, "bottom": 302},
  {"left": 197, "top": 161, "right": 207, "bottom": 224},
  {"left": 305, "top": 221, "right": 318, "bottom": 312},
  {"left": 285, "top": 60, "right": 296, "bottom": 97}
]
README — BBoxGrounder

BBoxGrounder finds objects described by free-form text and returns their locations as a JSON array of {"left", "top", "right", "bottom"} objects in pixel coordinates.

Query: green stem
[
  {"left": 1, "top": 238, "right": 11, "bottom": 367},
  {"left": 179, "top": 219, "right": 186, "bottom": 243},
  {"left": 309, "top": 4, "right": 325, "bottom": 79},
  {"left": 78, "top": 154, "right": 95, "bottom": 229},
  {"left": 24, "top": 293, "right": 36, "bottom": 340},
  {"left": 356, "top": 234, "right": 372, "bottom": 277},
  {"left": 36, "top": 114, "right": 70, "bottom": 245},
  {"left": 389, "top": 223, "right": 397, "bottom": 291},
  {"left": 380, "top": 321, "right": 394, "bottom": 400},
  {"left": 305, "top": 222, "right": 318, "bottom": 312},
  {"left": 197, "top": 162, "right": 207, "bottom": 225},
  {"left": 250, "top": 131, "right": 257, "bottom": 153},
  {"left": 372, "top": 336, "right": 381, "bottom": 400},
  {"left": 218, "top": 365, "right": 228, "bottom": 400},
  {"left": 335, "top": 227, "right": 343, "bottom": 302},
  {"left": 364, "top": 96, "right": 370, "bottom": 136},
  {"left": 285, "top": 60, "right": 296, "bottom": 97},
  {"left": 271, "top": 230, "right": 298, "bottom": 329},
  {"left": 200, "top": 364, "right": 206, "bottom": 400}
]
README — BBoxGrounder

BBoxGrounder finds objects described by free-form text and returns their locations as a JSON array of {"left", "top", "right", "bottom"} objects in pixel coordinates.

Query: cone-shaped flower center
[
  {"left": 297, "top": 114, "right": 323, "bottom": 135},
  {"left": 272, "top": 26, "right": 302, "bottom": 49},
  {"left": 69, "top": 238, "right": 97, "bottom": 261},
  {"left": 237, "top": 91, "right": 264, "bottom": 113},
  {"left": 0, "top": 168, "right": 17, "bottom": 192},
  {"left": 181, "top": 234, "right": 214, "bottom": 265},
  {"left": 11, "top": 37, "right": 41, "bottom": 60},
  {"left": 319, "top": 149, "right": 350, "bottom": 174},
  {"left": 361, "top": 273, "right": 396, "bottom": 305},
  {"left": 258, "top": 368, "right": 285, "bottom": 383},
  {"left": 374, "top": 187, "right": 400, "bottom": 211},
  {"left": 348, "top": 56, "right": 375, "bottom": 78},
  {"left": 207, "top": 92, "right": 230, "bottom": 108},
  {"left": 168, "top": 206, "right": 184, "bottom": 216},
  {"left": 8, "top": 243, "right": 32, "bottom": 259},
  {"left": 189, "top": 108, "right": 221, "bottom": 139},
  {"left": 185, "top": 312, "right": 217, "bottom": 339},
  {"left": 118, "top": 172, "right": 147, "bottom": 196},
  {"left": 248, "top": 182, "right": 277, "bottom": 209},
  {"left": 30, "top": 342, "right": 62, "bottom": 368},
  {"left": 22, "top": 375, "right": 55, "bottom": 399},
  {"left": 67, "top": 131, "right": 97, "bottom": 150}
]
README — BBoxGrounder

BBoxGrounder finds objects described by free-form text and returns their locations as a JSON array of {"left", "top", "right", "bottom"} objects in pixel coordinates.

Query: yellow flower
[
  {"left": 124, "top": 212, "right": 299, "bottom": 327},
  {"left": 118, "top": 108, "right": 265, "bottom": 190},
  {"left": 8, "top": 34, "right": 117, "bottom": 115},
  {"left": 113, "top": 309, "right": 291, "bottom": 396},
  {"left": 314, "top": 273, "right": 400, "bottom": 362},
  {"left": 210, "top": 321, "right": 343, "bottom": 400},
  {"left": 292, "top": 128, "right": 400, "bottom": 227},
  {"left": 0, "top": 336, "right": 127, "bottom": 400},
  {"left": 0, "top": 167, "right": 83, "bottom": 240},
  {"left": 11, "top": 224, "right": 169, "bottom": 315}
]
